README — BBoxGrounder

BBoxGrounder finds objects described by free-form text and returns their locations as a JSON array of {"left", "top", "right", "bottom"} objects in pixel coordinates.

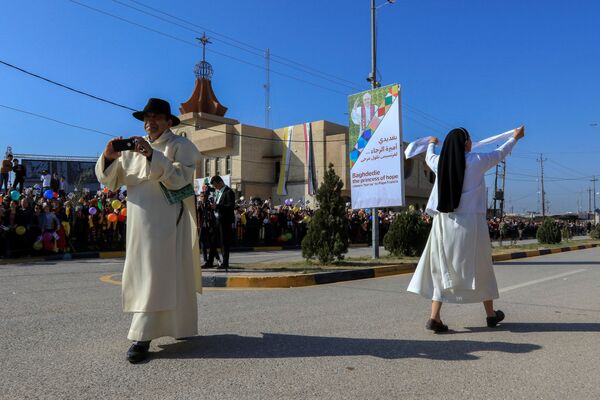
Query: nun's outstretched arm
[
  {"left": 425, "top": 142, "right": 440, "bottom": 172},
  {"left": 474, "top": 137, "right": 518, "bottom": 172}
]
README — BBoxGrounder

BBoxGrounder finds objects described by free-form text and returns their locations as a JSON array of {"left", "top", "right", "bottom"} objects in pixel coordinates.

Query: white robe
[
  {"left": 407, "top": 137, "right": 517, "bottom": 303},
  {"left": 95, "top": 129, "right": 202, "bottom": 340}
]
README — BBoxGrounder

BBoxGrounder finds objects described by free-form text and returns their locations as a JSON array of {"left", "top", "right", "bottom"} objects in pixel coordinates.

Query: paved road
[{"left": 1, "top": 248, "right": 599, "bottom": 399}]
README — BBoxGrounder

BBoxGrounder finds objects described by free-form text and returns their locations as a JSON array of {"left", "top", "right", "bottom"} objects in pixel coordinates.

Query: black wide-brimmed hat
[{"left": 132, "top": 98, "right": 180, "bottom": 126}]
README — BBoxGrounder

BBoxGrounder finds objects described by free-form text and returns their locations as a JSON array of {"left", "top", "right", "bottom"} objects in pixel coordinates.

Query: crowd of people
[
  {"left": 0, "top": 184, "right": 127, "bottom": 258},
  {"left": 487, "top": 216, "right": 592, "bottom": 244},
  {"left": 0, "top": 181, "right": 597, "bottom": 259}
]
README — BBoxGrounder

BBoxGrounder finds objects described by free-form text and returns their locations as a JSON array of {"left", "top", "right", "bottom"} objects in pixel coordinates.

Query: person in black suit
[{"left": 208, "top": 175, "right": 235, "bottom": 269}]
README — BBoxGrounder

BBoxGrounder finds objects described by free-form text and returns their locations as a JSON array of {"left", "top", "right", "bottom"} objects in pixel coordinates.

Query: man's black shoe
[
  {"left": 127, "top": 341, "right": 150, "bottom": 363},
  {"left": 486, "top": 310, "right": 505, "bottom": 328}
]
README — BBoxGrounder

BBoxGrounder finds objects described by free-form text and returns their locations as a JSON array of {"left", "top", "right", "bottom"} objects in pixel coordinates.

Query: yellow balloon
[
  {"left": 16, "top": 226, "right": 26, "bottom": 235},
  {"left": 111, "top": 200, "right": 122, "bottom": 210},
  {"left": 33, "top": 241, "right": 43, "bottom": 251}
]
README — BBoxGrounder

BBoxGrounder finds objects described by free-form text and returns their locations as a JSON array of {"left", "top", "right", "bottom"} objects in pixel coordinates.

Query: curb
[{"left": 204, "top": 243, "right": 600, "bottom": 288}]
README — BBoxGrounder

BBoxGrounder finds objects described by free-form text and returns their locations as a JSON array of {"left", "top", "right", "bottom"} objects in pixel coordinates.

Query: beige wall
[{"left": 177, "top": 112, "right": 433, "bottom": 208}]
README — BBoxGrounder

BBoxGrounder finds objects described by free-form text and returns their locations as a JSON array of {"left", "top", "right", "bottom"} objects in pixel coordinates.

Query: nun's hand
[
  {"left": 429, "top": 137, "right": 439, "bottom": 145},
  {"left": 513, "top": 126, "right": 525, "bottom": 140}
]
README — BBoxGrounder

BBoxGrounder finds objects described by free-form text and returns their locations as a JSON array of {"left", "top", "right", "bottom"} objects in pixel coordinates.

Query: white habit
[
  {"left": 95, "top": 129, "right": 202, "bottom": 340},
  {"left": 407, "top": 137, "right": 517, "bottom": 303}
]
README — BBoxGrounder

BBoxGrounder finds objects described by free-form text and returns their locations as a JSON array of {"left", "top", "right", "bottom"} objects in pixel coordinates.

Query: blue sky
[{"left": 1, "top": 0, "right": 600, "bottom": 213}]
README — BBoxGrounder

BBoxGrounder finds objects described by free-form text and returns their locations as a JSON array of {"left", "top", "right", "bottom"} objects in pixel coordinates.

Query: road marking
[
  {"left": 499, "top": 269, "right": 587, "bottom": 293},
  {"left": 98, "top": 273, "right": 281, "bottom": 291}
]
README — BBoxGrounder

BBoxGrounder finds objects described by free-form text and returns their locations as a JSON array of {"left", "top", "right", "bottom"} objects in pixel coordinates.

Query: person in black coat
[{"left": 207, "top": 175, "right": 235, "bottom": 269}]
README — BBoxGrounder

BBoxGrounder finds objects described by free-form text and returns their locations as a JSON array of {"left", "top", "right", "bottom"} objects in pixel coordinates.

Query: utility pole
[
  {"left": 264, "top": 48, "right": 271, "bottom": 128},
  {"left": 592, "top": 176, "right": 598, "bottom": 219},
  {"left": 538, "top": 153, "right": 547, "bottom": 217},
  {"left": 370, "top": 0, "right": 380, "bottom": 259},
  {"left": 588, "top": 187, "right": 592, "bottom": 219},
  {"left": 493, "top": 160, "right": 506, "bottom": 218}
]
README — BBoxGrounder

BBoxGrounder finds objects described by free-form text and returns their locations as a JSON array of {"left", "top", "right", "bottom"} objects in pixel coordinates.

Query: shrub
[
  {"left": 301, "top": 164, "right": 349, "bottom": 264},
  {"left": 590, "top": 224, "right": 600, "bottom": 240},
  {"left": 383, "top": 210, "right": 431, "bottom": 257},
  {"left": 536, "top": 218, "right": 562, "bottom": 244}
]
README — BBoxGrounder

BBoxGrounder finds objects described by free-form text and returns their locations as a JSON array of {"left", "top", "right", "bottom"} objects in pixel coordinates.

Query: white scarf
[{"left": 404, "top": 128, "right": 516, "bottom": 159}]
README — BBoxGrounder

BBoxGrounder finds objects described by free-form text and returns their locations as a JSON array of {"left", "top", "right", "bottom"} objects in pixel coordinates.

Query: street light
[
  {"left": 368, "top": 0, "right": 396, "bottom": 258},
  {"left": 367, "top": 0, "right": 396, "bottom": 88}
]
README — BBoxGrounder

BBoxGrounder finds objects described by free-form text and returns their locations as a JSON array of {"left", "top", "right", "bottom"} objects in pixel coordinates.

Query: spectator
[
  {"left": 41, "top": 170, "right": 52, "bottom": 192},
  {"left": 12, "top": 159, "right": 26, "bottom": 193},
  {"left": 1, "top": 154, "right": 13, "bottom": 193},
  {"left": 58, "top": 176, "right": 67, "bottom": 197},
  {"left": 50, "top": 172, "right": 60, "bottom": 194}
]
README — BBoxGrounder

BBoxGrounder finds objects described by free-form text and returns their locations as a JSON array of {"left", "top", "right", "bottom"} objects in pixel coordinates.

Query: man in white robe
[{"left": 95, "top": 98, "right": 202, "bottom": 363}]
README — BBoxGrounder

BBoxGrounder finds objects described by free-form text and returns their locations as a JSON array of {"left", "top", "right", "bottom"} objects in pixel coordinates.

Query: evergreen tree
[
  {"left": 383, "top": 209, "right": 431, "bottom": 257},
  {"left": 302, "top": 163, "right": 349, "bottom": 264}
]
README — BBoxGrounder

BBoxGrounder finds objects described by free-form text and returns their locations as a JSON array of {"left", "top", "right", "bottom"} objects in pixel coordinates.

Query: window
[
  {"left": 404, "top": 159, "right": 414, "bottom": 179},
  {"left": 215, "top": 157, "right": 221, "bottom": 175},
  {"left": 225, "top": 155, "right": 231, "bottom": 175},
  {"left": 204, "top": 158, "right": 210, "bottom": 177},
  {"left": 274, "top": 161, "right": 281, "bottom": 183}
]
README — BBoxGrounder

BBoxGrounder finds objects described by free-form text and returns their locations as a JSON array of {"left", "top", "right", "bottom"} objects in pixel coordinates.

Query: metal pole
[{"left": 371, "top": 0, "right": 379, "bottom": 259}]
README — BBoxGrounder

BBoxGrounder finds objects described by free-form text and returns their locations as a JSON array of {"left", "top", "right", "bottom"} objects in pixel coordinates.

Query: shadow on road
[
  {"left": 464, "top": 322, "right": 600, "bottom": 333},
  {"left": 154, "top": 333, "right": 540, "bottom": 361}
]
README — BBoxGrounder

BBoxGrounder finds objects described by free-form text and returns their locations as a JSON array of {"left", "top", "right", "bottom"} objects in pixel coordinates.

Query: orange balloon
[
  {"left": 107, "top": 213, "right": 118, "bottom": 223},
  {"left": 120, "top": 208, "right": 127, "bottom": 217}
]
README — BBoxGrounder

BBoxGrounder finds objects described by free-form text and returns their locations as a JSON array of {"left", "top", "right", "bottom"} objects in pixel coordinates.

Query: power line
[
  {"left": 0, "top": 103, "right": 114, "bottom": 138},
  {"left": 110, "top": 0, "right": 363, "bottom": 90},
  {"left": 0, "top": 60, "right": 136, "bottom": 112},
  {"left": 70, "top": 0, "right": 455, "bottom": 131}
]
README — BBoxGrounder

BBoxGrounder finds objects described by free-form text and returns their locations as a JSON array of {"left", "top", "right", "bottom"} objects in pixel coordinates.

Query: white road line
[{"left": 499, "top": 269, "right": 587, "bottom": 293}]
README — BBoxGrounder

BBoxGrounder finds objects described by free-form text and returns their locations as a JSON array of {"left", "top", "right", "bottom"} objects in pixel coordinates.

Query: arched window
[{"left": 215, "top": 157, "right": 221, "bottom": 175}]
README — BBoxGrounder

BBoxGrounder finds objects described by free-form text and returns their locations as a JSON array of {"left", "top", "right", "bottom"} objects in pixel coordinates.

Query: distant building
[{"left": 172, "top": 37, "right": 433, "bottom": 208}]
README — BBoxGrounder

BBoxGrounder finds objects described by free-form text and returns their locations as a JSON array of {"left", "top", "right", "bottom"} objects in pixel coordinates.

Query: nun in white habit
[{"left": 407, "top": 126, "right": 525, "bottom": 332}]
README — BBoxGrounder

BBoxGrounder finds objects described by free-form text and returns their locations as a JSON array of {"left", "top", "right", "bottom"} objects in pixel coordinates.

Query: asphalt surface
[{"left": 1, "top": 248, "right": 599, "bottom": 399}]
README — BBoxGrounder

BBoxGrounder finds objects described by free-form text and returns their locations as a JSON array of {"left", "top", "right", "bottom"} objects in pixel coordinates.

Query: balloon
[
  {"left": 15, "top": 226, "right": 26, "bottom": 235},
  {"left": 107, "top": 213, "right": 118, "bottom": 223},
  {"left": 120, "top": 208, "right": 127, "bottom": 217},
  {"left": 103, "top": 187, "right": 109, "bottom": 193},
  {"left": 44, "top": 190, "right": 54, "bottom": 199},
  {"left": 111, "top": 200, "right": 122, "bottom": 210},
  {"left": 53, "top": 192, "right": 58, "bottom": 199},
  {"left": 33, "top": 241, "right": 43, "bottom": 251},
  {"left": 88, "top": 207, "right": 97, "bottom": 215},
  {"left": 118, "top": 214, "right": 126, "bottom": 222},
  {"left": 292, "top": 207, "right": 299, "bottom": 213},
  {"left": 10, "top": 190, "right": 21, "bottom": 201},
  {"left": 285, "top": 232, "right": 293, "bottom": 240},
  {"left": 0, "top": 196, "right": 3, "bottom": 204},
  {"left": 303, "top": 216, "right": 310, "bottom": 223}
]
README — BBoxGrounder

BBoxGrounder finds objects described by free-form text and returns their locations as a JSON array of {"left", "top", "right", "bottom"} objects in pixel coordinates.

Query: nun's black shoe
[
  {"left": 486, "top": 310, "right": 505, "bottom": 328},
  {"left": 426, "top": 319, "right": 449, "bottom": 333},
  {"left": 127, "top": 341, "right": 150, "bottom": 363}
]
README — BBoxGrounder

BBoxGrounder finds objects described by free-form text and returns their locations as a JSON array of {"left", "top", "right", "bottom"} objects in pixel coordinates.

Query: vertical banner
[
  {"left": 277, "top": 126, "right": 294, "bottom": 196},
  {"left": 348, "top": 83, "right": 404, "bottom": 209},
  {"left": 303, "top": 122, "right": 317, "bottom": 195}
]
